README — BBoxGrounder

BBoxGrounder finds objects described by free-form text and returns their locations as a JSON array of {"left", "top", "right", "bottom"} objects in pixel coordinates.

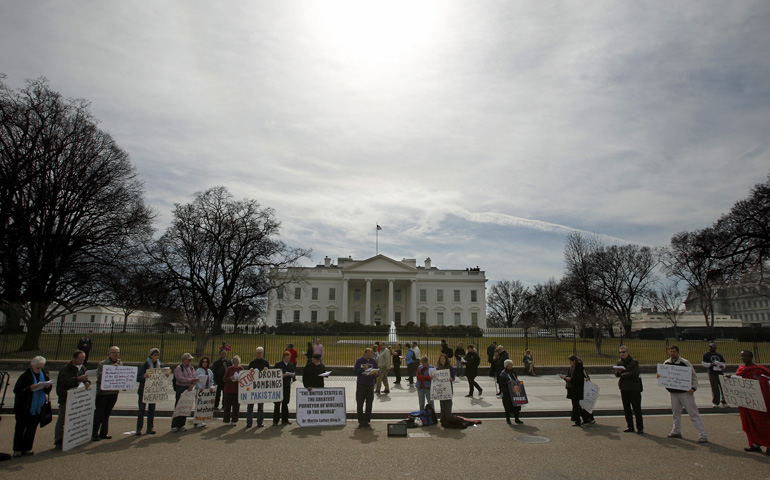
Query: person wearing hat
[
  {"left": 302, "top": 353, "right": 326, "bottom": 390},
  {"left": 702, "top": 342, "right": 727, "bottom": 408},
  {"left": 136, "top": 348, "right": 165, "bottom": 435},
  {"left": 171, "top": 353, "right": 199, "bottom": 432}
]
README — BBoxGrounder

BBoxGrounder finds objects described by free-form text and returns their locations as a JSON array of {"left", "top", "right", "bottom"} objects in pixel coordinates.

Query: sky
[{"left": 2, "top": 1, "right": 769, "bottom": 286}]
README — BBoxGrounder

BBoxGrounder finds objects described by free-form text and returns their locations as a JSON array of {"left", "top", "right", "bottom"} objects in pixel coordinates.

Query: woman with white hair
[
  {"left": 498, "top": 359, "right": 523, "bottom": 425},
  {"left": 171, "top": 353, "right": 199, "bottom": 432},
  {"left": 13, "top": 356, "right": 51, "bottom": 457}
]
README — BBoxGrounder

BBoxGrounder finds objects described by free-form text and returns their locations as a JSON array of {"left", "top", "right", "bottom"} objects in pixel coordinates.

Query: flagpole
[{"left": 376, "top": 223, "right": 379, "bottom": 255}]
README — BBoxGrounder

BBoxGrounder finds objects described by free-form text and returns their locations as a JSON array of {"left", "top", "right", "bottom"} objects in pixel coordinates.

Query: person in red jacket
[
  {"left": 416, "top": 356, "right": 435, "bottom": 411},
  {"left": 222, "top": 356, "right": 244, "bottom": 425}
]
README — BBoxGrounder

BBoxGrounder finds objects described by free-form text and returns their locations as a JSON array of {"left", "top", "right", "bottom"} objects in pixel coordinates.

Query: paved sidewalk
[{"left": 0, "top": 369, "right": 734, "bottom": 418}]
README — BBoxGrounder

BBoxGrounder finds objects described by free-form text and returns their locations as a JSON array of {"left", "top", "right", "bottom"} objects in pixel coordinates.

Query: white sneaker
[
  {"left": 170, "top": 427, "right": 179, "bottom": 432},
  {"left": 712, "top": 404, "right": 719, "bottom": 408},
  {"left": 178, "top": 427, "right": 187, "bottom": 432}
]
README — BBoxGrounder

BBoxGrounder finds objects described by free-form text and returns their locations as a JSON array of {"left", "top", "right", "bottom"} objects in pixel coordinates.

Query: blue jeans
[
  {"left": 455, "top": 358, "right": 464, "bottom": 376},
  {"left": 246, "top": 403, "right": 264, "bottom": 427},
  {"left": 418, "top": 388, "right": 434, "bottom": 411}
]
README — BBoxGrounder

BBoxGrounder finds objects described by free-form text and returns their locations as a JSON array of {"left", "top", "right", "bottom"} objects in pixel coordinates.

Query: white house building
[{"left": 267, "top": 255, "right": 488, "bottom": 328}]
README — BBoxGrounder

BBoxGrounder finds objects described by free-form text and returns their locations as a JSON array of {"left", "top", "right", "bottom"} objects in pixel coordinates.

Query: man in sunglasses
[{"left": 615, "top": 346, "right": 643, "bottom": 434}]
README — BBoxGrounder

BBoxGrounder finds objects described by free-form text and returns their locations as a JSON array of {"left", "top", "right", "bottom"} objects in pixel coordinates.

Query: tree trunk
[
  {"left": 0, "top": 303, "right": 23, "bottom": 334},
  {"left": 594, "top": 323, "right": 603, "bottom": 355},
  {"left": 19, "top": 301, "right": 51, "bottom": 351},
  {"left": 123, "top": 313, "right": 129, "bottom": 333}
]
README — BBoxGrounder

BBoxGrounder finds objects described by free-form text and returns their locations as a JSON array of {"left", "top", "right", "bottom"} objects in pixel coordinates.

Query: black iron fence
[{"left": 1, "top": 323, "right": 767, "bottom": 367}]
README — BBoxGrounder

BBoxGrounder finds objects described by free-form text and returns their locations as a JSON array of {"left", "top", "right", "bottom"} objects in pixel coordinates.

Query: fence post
[
  {"left": 573, "top": 327, "right": 577, "bottom": 355},
  {"left": 160, "top": 328, "right": 165, "bottom": 357},
  {"left": 55, "top": 318, "right": 64, "bottom": 360},
  {"left": 108, "top": 320, "right": 115, "bottom": 348}
]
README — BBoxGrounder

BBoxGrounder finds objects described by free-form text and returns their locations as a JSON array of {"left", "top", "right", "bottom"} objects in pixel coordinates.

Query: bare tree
[
  {"left": 486, "top": 279, "right": 530, "bottom": 328},
  {"left": 530, "top": 278, "right": 565, "bottom": 330},
  {"left": 0, "top": 77, "right": 153, "bottom": 348},
  {"left": 152, "top": 186, "right": 309, "bottom": 355},
  {"left": 648, "top": 281, "right": 687, "bottom": 337}
]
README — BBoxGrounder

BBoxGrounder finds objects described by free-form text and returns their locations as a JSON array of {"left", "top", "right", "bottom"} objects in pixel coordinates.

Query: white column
[
  {"left": 388, "top": 279, "right": 395, "bottom": 326},
  {"left": 342, "top": 278, "right": 349, "bottom": 323},
  {"left": 410, "top": 279, "right": 417, "bottom": 324},
  {"left": 365, "top": 279, "right": 372, "bottom": 325}
]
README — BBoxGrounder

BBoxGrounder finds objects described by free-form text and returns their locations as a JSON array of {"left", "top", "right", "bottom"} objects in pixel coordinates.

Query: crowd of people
[{"left": 6, "top": 339, "right": 770, "bottom": 459}]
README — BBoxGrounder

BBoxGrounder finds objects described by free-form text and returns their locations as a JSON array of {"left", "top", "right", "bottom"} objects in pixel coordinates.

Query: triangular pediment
[{"left": 343, "top": 255, "right": 417, "bottom": 273}]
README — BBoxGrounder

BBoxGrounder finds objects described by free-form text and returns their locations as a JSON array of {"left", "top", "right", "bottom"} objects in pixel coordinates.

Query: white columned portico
[
  {"left": 365, "top": 279, "right": 372, "bottom": 325},
  {"left": 342, "top": 278, "right": 349, "bottom": 323},
  {"left": 387, "top": 279, "right": 395, "bottom": 326},
  {"left": 410, "top": 279, "right": 417, "bottom": 324}
]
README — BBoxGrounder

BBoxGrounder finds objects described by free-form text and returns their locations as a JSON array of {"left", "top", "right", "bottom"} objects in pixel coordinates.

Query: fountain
[{"left": 388, "top": 320, "right": 398, "bottom": 343}]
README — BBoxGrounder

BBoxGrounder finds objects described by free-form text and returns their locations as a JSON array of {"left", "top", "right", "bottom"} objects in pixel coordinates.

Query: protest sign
[
  {"left": 508, "top": 380, "right": 529, "bottom": 405},
  {"left": 580, "top": 380, "right": 600, "bottom": 413},
  {"left": 143, "top": 368, "right": 171, "bottom": 403},
  {"left": 656, "top": 364, "right": 692, "bottom": 390},
  {"left": 63, "top": 386, "right": 95, "bottom": 452},
  {"left": 720, "top": 376, "right": 767, "bottom": 412},
  {"left": 296, "top": 388, "right": 346, "bottom": 427},
  {"left": 100, "top": 365, "right": 138, "bottom": 390},
  {"left": 430, "top": 369, "right": 453, "bottom": 401},
  {"left": 238, "top": 368, "right": 283, "bottom": 403},
  {"left": 195, "top": 389, "right": 216, "bottom": 422},
  {"left": 173, "top": 388, "right": 196, "bottom": 417}
]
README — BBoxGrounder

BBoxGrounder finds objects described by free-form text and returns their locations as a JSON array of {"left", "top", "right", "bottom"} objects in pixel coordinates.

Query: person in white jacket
[{"left": 659, "top": 345, "right": 708, "bottom": 443}]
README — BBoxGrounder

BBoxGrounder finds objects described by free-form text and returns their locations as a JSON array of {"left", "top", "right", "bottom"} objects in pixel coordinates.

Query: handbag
[{"left": 39, "top": 399, "right": 53, "bottom": 427}]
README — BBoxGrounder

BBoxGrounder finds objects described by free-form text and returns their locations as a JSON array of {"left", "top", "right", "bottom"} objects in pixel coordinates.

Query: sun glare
[{"left": 306, "top": 0, "right": 442, "bottom": 66}]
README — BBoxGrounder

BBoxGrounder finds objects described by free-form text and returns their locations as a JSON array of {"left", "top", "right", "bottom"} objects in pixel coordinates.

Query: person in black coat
[
  {"left": 487, "top": 342, "right": 498, "bottom": 378},
  {"left": 211, "top": 350, "right": 232, "bottom": 410},
  {"left": 77, "top": 335, "right": 93, "bottom": 366},
  {"left": 246, "top": 347, "right": 270, "bottom": 428},
  {"left": 302, "top": 354, "right": 326, "bottom": 389},
  {"left": 498, "top": 359, "right": 523, "bottom": 424},
  {"left": 273, "top": 351, "right": 296, "bottom": 425},
  {"left": 464, "top": 345, "right": 482, "bottom": 397},
  {"left": 13, "top": 356, "right": 52, "bottom": 457},
  {"left": 392, "top": 343, "right": 402, "bottom": 384},
  {"left": 563, "top": 354, "right": 594, "bottom": 426},
  {"left": 494, "top": 345, "right": 509, "bottom": 395}
]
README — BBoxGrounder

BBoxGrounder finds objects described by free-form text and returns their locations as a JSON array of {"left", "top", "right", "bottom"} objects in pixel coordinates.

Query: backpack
[
  {"left": 441, "top": 414, "right": 469, "bottom": 429},
  {"left": 409, "top": 404, "right": 438, "bottom": 426}
]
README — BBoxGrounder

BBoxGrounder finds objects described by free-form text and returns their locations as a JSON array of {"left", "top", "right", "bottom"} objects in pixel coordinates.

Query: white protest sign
[
  {"left": 173, "top": 388, "right": 196, "bottom": 417},
  {"left": 238, "top": 368, "right": 283, "bottom": 404},
  {"left": 580, "top": 381, "right": 600, "bottom": 413},
  {"left": 720, "top": 376, "right": 767, "bottom": 412},
  {"left": 656, "top": 364, "right": 692, "bottom": 390},
  {"left": 430, "top": 369, "right": 453, "bottom": 401},
  {"left": 100, "top": 365, "right": 138, "bottom": 390},
  {"left": 195, "top": 389, "right": 216, "bottom": 422},
  {"left": 296, "top": 388, "right": 346, "bottom": 427},
  {"left": 142, "top": 368, "right": 171, "bottom": 403},
  {"left": 63, "top": 386, "right": 95, "bottom": 452}
]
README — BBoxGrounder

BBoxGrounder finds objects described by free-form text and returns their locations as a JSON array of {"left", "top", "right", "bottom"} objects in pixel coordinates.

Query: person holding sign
[
  {"left": 273, "top": 351, "right": 296, "bottom": 425},
  {"left": 615, "top": 346, "right": 643, "bottom": 434},
  {"left": 353, "top": 348, "right": 379, "bottom": 430},
  {"left": 222, "top": 356, "right": 244, "bottom": 425},
  {"left": 246, "top": 347, "right": 270, "bottom": 428},
  {"left": 92, "top": 346, "right": 122, "bottom": 441},
  {"left": 435, "top": 354, "right": 456, "bottom": 422},
  {"left": 12, "top": 356, "right": 51, "bottom": 457},
  {"left": 55, "top": 350, "right": 89, "bottom": 448},
  {"left": 659, "top": 345, "right": 708, "bottom": 443},
  {"left": 732, "top": 350, "right": 770, "bottom": 454},
  {"left": 136, "top": 348, "right": 164, "bottom": 435},
  {"left": 562, "top": 355, "right": 594, "bottom": 427},
  {"left": 194, "top": 356, "right": 216, "bottom": 428},
  {"left": 171, "top": 353, "right": 199, "bottom": 432},
  {"left": 703, "top": 343, "right": 728, "bottom": 408},
  {"left": 498, "top": 359, "right": 523, "bottom": 424},
  {"left": 303, "top": 353, "right": 327, "bottom": 390}
]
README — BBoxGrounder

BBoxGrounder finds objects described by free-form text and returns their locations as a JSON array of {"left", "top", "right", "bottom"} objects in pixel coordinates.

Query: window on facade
[
  {"left": 454, "top": 312, "right": 461, "bottom": 326},
  {"left": 354, "top": 311, "right": 361, "bottom": 323},
  {"left": 311, "top": 310, "right": 318, "bottom": 322},
  {"left": 72, "top": 314, "right": 77, "bottom": 322},
  {"left": 328, "top": 310, "right": 335, "bottom": 321},
  {"left": 471, "top": 290, "right": 477, "bottom": 302},
  {"left": 276, "top": 310, "right": 283, "bottom": 325},
  {"left": 454, "top": 290, "right": 460, "bottom": 302},
  {"left": 90, "top": 315, "right": 95, "bottom": 323},
  {"left": 329, "top": 288, "right": 336, "bottom": 301},
  {"left": 312, "top": 288, "right": 318, "bottom": 300},
  {"left": 437, "top": 312, "right": 444, "bottom": 325},
  {"left": 419, "top": 289, "right": 426, "bottom": 302},
  {"left": 471, "top": 312, "right": 478, "bottom": 327},
  {"left": 354, "top": 289, "right": 361, "bottom": 301},
  {"left": 277, "top": 288, "right": 283, "bottom": 300},
  {"left": 293, "top": 310, "right": 300, "bottom": 322},
  {"left": 395, "top": 312, "right": 401, "bottom": 326},
  {"left": 374, "top": 289, "right": 381, "bottom": 302},
  {"left": 420, "top": 311, "right": 426, "bottom": 326},
  {"left": 437, "top": 289, "right": 443, "bottom": 302},
  {"left": 395, "top": 290, "right": 402, "bottom": 302},
  {"left": 295, "top": 287, "right": 302, "bottom": 300}
]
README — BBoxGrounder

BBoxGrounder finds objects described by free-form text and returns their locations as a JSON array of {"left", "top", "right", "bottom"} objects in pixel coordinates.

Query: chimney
[
  {"left": 424, "top": 258, "right": 432, "bottom": 269},
  {"left": 324, "top": 256, "right": 331, "bottom": 267}
]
